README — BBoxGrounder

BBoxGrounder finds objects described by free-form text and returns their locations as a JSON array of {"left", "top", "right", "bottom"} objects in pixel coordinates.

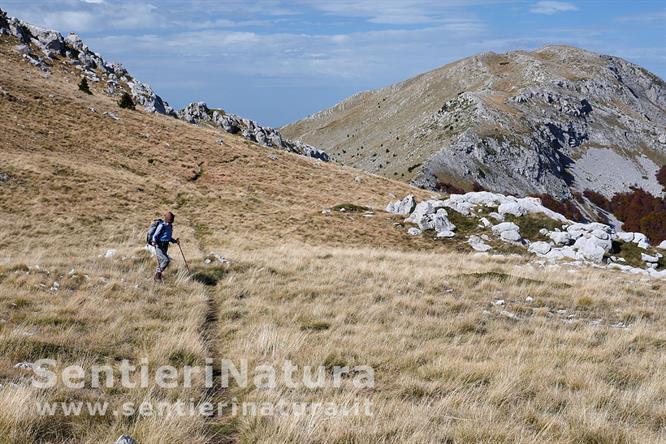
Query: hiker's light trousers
[{"left": 155, "top": 243, "right": 171, "bottom": 273}]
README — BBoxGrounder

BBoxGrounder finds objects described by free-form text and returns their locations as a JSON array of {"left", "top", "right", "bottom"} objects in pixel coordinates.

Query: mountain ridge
[
  {"left": 0, "top": 8, "right": 330, "bottom": 162},
  {"left": 282, "top": 45, "right": 666, "bottom": 209}
]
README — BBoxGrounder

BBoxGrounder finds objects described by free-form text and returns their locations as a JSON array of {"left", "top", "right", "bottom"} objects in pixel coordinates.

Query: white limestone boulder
[
  {"left": 501, "top": 230, "right": 522, "bottom": 243},
  {"left": 405, "top": 200, "right": 447, "bottom": 228},
  {"left": 528, "top": 241, "right": 552, "bottom": 255},
  {"left": 385, "top": 195, "right": 416, "bottom": 216},
  {"left": 641, "top": 253, "right": 660, "bottom": 263},
  {"left": 491, "top": 222, "right": 520, "bottom": 235},
  {"left": 548, "top": 231, "right": 572, "bottom": 245},
  {"left": 468, "top": 235, "right": 492, "bottom": 252}
]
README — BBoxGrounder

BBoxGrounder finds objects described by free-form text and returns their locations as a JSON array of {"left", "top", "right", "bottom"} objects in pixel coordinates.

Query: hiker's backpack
[{"left": 146, "top": 219, "right": 164, "bottom": 245}]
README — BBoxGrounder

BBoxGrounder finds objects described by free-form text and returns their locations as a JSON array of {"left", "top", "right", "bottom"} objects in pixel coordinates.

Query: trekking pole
[{"left": 177, "top": 243, "right": 190, "bottom": 272}]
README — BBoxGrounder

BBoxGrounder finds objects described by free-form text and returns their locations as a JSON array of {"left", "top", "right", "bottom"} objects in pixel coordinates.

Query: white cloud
[
  {"left": 298, "top": 0, "right": 502, "bottom": 25},
  {"left": 616, "top": 10, "right": 666, "bottom": 23},
  {"left": 3, "top": 1, "right": 162, "bottom": 33},
  {"left": 42, "top": 11, "right": 98, "bottom": 31},
  {"left": 530, "top": 1, "right": 578, "bottom": 15}
]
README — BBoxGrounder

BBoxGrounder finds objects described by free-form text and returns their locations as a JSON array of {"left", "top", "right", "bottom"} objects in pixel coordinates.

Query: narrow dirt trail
[{"left": 180, "top": 210, "right": 238, "bottom": 443}]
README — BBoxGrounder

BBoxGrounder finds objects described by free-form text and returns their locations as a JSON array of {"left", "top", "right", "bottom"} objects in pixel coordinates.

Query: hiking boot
[{"left": 154, "top": 271, "right": 163, "bottom": 282}]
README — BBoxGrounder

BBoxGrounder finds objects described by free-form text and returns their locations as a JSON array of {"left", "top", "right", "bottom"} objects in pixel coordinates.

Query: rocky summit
[
  {"left": 283, "top": 46, "right": 666, "bottom": 208},
  {"left": 0, "top": 8, "right": 175, "bottom": 117}
]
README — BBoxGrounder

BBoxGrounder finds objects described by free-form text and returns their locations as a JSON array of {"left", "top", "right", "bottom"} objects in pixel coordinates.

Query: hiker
[{"left": 150, "top": 211, "right": 180, "bottom": 282}]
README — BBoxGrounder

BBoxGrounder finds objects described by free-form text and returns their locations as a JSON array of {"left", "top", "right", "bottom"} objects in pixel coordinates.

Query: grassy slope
[{"left": 1, "top": 37, "right": 665, "bottom": 443}]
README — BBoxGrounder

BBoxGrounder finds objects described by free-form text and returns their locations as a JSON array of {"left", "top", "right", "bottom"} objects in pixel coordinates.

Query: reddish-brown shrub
[
  {"left": 472, "top": 182, "right": 486, "bottom": 192},
  {"left": 610, "top": 187, "right": 666, "bottom": 243},
  {"left": 534, "top": 194, "right": 584, "bottom": 222},
  {"left": 437, "top": 182, "right": 465, "bottom": 194},
  {"left": 637, "top": 211, "right": 666, "bottom": 243},
  {"left": 657, "top": 165, "right": 666, "bottom": 193},
  {"left": 583, "top": 189, "right": 611, "bottom": 211}
]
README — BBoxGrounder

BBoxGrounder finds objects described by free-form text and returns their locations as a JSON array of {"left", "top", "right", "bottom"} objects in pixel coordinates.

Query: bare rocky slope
[{"left": 282, "top": 46, "right": 666, "bottom": 209}]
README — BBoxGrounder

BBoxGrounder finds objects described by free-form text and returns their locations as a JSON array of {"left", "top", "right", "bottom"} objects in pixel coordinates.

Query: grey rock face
[
  {"left": 63, "top": 32, "right": 84, "bottom": 50},
  {"left": 180, "top": 102, "right": 331, "bottom": 161},
  {"left": 178, "top": 101, "right": 211, "bottom": 124},
  {"left": 7, "top": 17, "right": 31, "bottom": 43},
  {"left": 25, "top": 24, "right": 65, "bottom": 58},
  {"left": 129, "top": 81, "right": 176, "bottom": 116},
  {"left": 0, "top": 9, "right": 9, "bottom": 34}
]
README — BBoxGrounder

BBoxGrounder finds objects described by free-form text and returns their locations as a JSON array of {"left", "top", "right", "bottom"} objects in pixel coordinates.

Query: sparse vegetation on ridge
[
  {"left": 77, "top": 77, "right": 91, "bottom": 95},
  {"left": 118, "top": 92, "right": 135, "bottom": 110}
]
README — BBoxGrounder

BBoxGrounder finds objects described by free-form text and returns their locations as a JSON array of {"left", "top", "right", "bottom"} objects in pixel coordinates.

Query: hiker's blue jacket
[{"left": 153, "top": 222, "right": 176, "bottom": 244}]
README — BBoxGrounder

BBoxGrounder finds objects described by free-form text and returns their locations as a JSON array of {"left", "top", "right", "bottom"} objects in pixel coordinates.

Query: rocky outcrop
[
  {"left": 387, "top": 191, "right": 665, "bottom": 277},
  {"left": 129, "top": 80, "right": 175, "bottom": 116},
  {"left": 178, "top": 101, "right": 211, "bottom": 124},
  {"left": 0, "top": 10, "right": 9, "bottom": 34},
  {"left": 385, "top": 194, "right": 416, "bottom": 215},
  {"left": 177, "top": 102, "right": 331, "bottom": 161},
  {"left": 24, "top": 24, "right": 64, "bottom": 58},
  {"left": 0, "top": 8, "right": 176, "bottom": 117}
]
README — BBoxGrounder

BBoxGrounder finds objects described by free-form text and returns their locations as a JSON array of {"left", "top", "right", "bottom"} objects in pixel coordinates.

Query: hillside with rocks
[
  {"left": 0, "top": 9, "right": 175, "bottom": 116},
  {"left": 0, "top": 8, "right": 329, "bottom": 162},
  {"left": 283, "top": 46, "right": 666, "bottom": 215},
  {"left": 386, "top": 192, "right": 665, "bottom": 278}
]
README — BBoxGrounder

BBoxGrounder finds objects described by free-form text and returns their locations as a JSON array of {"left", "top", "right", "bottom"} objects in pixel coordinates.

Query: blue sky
[{"left": 4, "top": 1, "right": 666, "bottom": 127}]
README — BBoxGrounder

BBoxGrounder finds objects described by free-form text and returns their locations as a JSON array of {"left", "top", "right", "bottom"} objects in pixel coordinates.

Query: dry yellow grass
[
  {"left": 1, "top": 35, "right": 665, "bottom": 443},
  {"left": 211, "top": 242, "right": 665, "bottom": 443}
]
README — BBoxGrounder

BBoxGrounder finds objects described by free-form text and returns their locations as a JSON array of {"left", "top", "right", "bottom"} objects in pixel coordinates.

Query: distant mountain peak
[{"left": 282, "top": 45, "right": 666, "bottom": 218}]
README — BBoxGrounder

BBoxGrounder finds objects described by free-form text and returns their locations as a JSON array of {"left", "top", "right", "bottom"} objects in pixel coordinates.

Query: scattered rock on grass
[
  {"left": 115, "top": 436, "right": 138, "bottom": 444},
  {"left": 468, "top": 235, "right": 492, "bottom": 252},
  {"left": 14, "top": 362, "right": 34, "bottom": 369},
  {"left": 204, "top": 253, "right": 229, "bottom": 265}
]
